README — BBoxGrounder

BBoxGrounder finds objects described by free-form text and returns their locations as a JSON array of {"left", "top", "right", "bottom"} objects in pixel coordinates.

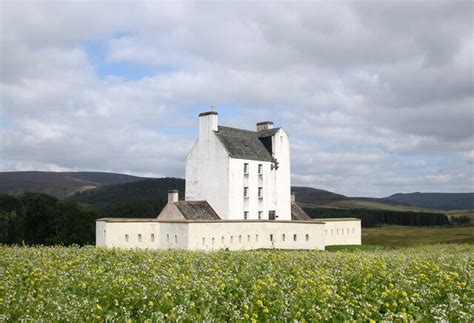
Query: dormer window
[{"left": 244, "top": 163, "right": 249, "bottom": 174}]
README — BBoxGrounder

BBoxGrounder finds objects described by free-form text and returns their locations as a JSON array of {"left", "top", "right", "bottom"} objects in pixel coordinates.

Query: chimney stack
[
  {"left": 291, "top": 192, "right": 296, "bottom": 203},
  {"left": 199, "top": 106, "right": 218, "bottom": 140},
  {"left": 257, "top": 121, "right": 274, "bottom": 132},
  {"left": 168, "top": 190, "right": 179, "bottom": 203}
]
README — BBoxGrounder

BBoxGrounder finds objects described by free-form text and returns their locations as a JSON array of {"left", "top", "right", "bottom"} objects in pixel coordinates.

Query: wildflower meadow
[{"left": 0, "top": 245, "right": 472, "bottom": 321}]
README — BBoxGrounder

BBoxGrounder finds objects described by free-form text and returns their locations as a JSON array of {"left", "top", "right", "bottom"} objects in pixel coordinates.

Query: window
[
  {"left": 212, "top": 237, "right": 215, "bottom": 245},
  {"left": 342, "top": 229, "right": 344, "bottom": 235},
  {"left": 202, "top": 237, "right": 205, "bottom": 246},
  {"left": 138, "top": 234, "right": 142, "bottom": 242},
  {"left": 258, "top": 164, "right": 263, "bottom": 174},
  {"left": 104, "top": 230, "right": 106, "bottom": 239},
  {"left": 256, "top": 234, "right": 259, "bottom": 242},
  {"left": 258, "top": 211, "right": 263, "bottom": 220},
  {"left": 231, "top": 236, "right": 234, "bottom": 243},
  {"left": 244, "top": 187, "right": 249, "bottom": 198},
  {"left": 174, "top": 235, "right": 178, "bottom": 244},
  {"left": 293, "top": 234, "right": 297, "bottom": 241},
  {"left": 352, "top": 228, "right": 355, "bottom": 234},
  {"left": 270, "top": 234, "right": 273, "bottom": 241},
  {"left": 258, "top": 187, "right": 263, "bottom": 198},
  {"left": 151, "top": 234, "right": 155, "bottom": 242},
  {"left": 244, "top": 211, "right": 248, "bottom": 220},
  {"left": 244, "top": 163, "right": 249, "bottom": 174},
  {"left": 325, "top": 230, "right": 328, "bottom": 236},
  {"left": 239, "top": 235, "right": 242, "bottom": 243},
  {"left": 331, "top": 229, "right": 333, "bottom": 236},
  {"left": 222, "top": 236, "right": 225, "bottom": 244},
  {"left": 337, "top": 229, "right": 339, "bottom": 235},
  {"left": 247, "top": 235, "right": 250, "bottom": 242},
  {"left": 347, "top": 228, "right": 350, "bottom": 235},
  {"left": 282, "top": 234, "right": 286, "bottom": 242},
  {"left": 269, "top": 210, "right": 276, "bottom": 220},
  {"left": 167, "top": 234, "right": 170, "bottom": 243},
  {"left": 305, "top": 234, "right": 309, "bottom": 241},
  {"left": 125, "top": 234, "right": 129, "bottom": 242}
]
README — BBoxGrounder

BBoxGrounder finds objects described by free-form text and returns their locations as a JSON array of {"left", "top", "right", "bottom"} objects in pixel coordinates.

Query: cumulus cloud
[{"left": 0, "top": 0, "right": 473, "bottom": 196}]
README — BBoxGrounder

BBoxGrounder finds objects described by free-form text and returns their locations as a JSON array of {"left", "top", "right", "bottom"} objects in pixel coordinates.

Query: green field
[
  {"left": 1, "top": 245, "right": 472, "bottom": 321},
  {"left": 362, "top": 226, "right": 474, "bottom": 247}
]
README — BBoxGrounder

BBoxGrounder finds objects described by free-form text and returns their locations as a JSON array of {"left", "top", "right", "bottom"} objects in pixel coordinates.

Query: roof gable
[
  {"left": 214, "top": 126, "right": 277, "bottom": 162},
  {"left": 175, "top": 201, "right": 221, "bottom": 220}
]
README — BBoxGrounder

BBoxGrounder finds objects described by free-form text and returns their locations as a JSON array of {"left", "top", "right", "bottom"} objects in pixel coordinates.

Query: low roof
[
  {"left": 175, "top": 201, "right": 221, "bottom": 220},
  {"left": 215, "top": 126, "right": 276, "bottom": 162},
  {"left": 291, "top": 203, "right": 312, "bottom": 221}
]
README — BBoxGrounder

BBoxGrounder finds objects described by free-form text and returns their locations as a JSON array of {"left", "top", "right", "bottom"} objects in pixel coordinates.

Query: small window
[
  {"left": 282, "top": 234, "right": 286, "bottom": 242},
  {"left": 167, "top": 234, "right": 170, "bottom": 243},
  {"left": 347, "top": 228, "right": 350, "bottom": 234},
  {"left": 342, "top": 229, "right": 344, "bottom": 235},
  {"left": 331, "top": 229, "right": 333, "bottom": 236},
  {"left": 258, "top": 164, "right": 263, "bottom": 174},
  {"left": 125, "top": 234, "right": 129, "bottom": 242},
  {"left": 258, "top": 187, "right": 263, "bottom": 198},
  {"left": 247, "top": 235, "right": 250, "bottom": 242},
  {"left": 221, "top": 236, "right": 225, "bottom": 244},
  {"left": 174, "top": 235, "right": 178, "bottom": 244},
  {"left": 256, "top": 234, "right": 259, "bottom": 242},
  {"left": 325, "top": 230, "right": 327, "bottom": 236},
  {"left": 151, "top": 234, "right": 155, "bottom": 242},
  {"left": 270, "top": 234, "right": 273, "bottom": 241},
  {"left": 231, "top": 236, "right": 234, "bottom": 243},
  {"left": 305, "top": 234, "right": 309, "bottom": 241},
  {"left": 258, "top": 211, "right": 263, "bottom": 220},
  {"left": 244, "top": 163, "right": 249, "bottom": 174},
  {"left": 202, "top": 237, "right": 205, "bottom": 246},
  {"left": 352, "top": 228, "right": 355, "bottom": 234},
  {"left": 244, "top": 187, "right": 249, "bottom": 198},
  {"left": 293, "top": 234, "right": 297, "bottom": 241},
  {"left": 138, "top": 234, "right": 142, "bottom": 242},
  {"left": 212, "top": 237, "right": 215, "bottom": 245},
  {"left": 239, "top": 235, "right": 242, "bottom": 243},
  {"left": 337, "top": 229, "right": 339, "bottom": 235},
  {"left": 244, "top": 211, "right": 248, "bottom": 220},
  {"left": 104, "top": 230, "right": 106, "bottom": 239}
]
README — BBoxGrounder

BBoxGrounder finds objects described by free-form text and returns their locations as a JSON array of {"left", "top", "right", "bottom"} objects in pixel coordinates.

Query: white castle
[{"left": 96, "top": 109, "right": 361, "bottom": 250}]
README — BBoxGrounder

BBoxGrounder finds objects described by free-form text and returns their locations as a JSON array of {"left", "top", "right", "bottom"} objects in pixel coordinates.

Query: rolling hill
[
  {"left": 0, "top": 171, "right": 145, "bottom": 198},
  {"left": 382, "top": 192, "right": 474, "bottom": 211},
  {"left": 1, "top": 171, "right": 472, "bottom": 212}
]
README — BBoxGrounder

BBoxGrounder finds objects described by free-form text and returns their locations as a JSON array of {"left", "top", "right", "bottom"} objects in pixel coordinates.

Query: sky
[{"left": 1, "top": 0, "right": 473, "bottom": 197}]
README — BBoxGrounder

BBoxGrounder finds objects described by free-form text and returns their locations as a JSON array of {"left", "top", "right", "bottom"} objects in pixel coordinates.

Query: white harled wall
[
  {"left": 185, "top": 115, "right": 230, "bottom": 219},
  {"left": 322, "top": 219, "right": 361, "bottom": 246},
  {"left": 96, "top": 220, "right": 330, "bottom": 250}
]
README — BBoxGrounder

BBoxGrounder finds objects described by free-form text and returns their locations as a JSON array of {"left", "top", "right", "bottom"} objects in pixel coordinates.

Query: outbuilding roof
[
  {"left": 175, "top": 201, "right": 221, "bottom": 220},
  {"left": 214, "top": 126, "right": 278, "bottom": 162},
  {"left": 291, "top": 203, "right": 312, "bottom": 221}
]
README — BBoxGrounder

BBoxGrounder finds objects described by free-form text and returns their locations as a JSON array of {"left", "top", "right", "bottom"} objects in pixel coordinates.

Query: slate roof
[
  {"left": 257, "top": 128, "right": 280, "bottom": 138},
  {"left": 175, "top": 201, "right": 221, "bottom": 220},
  {"left": 291, "top": 203, "right": 312, "bottom": 221},
  {"left": 214, "top": 126, "right": 277, "bottom": 162}
]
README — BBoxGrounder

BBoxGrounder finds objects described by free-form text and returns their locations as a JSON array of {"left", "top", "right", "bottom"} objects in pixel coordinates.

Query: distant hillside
[
  {"left": 0, "top": 171, "right": 145, "bottom": 198},
  {"left": 291, "top": 186, "right": 348, "bottom": 204},
  {"left": 68, "top": 178, "right": 185, "bottom": 217},
  {"left": 383, "top": 192, "right": 474, "bottom": 211}
]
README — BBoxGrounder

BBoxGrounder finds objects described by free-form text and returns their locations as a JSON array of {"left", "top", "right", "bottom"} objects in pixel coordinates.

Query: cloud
[{"left": 1, "top": 0, "right": 473, "bottom": 197}]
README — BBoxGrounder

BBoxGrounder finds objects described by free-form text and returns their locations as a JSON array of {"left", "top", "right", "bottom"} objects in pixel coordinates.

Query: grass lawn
[{"left": 362, "top": 225, "right": 474, "bottom": 247}]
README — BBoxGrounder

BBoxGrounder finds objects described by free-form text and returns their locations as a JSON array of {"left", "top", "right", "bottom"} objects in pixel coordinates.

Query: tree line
[
  {"left": 0, "top": 193, "right": 98, "bottom": 245},
  {"left": 302, "top": 207, "right": 451, "bottom": 227}
]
